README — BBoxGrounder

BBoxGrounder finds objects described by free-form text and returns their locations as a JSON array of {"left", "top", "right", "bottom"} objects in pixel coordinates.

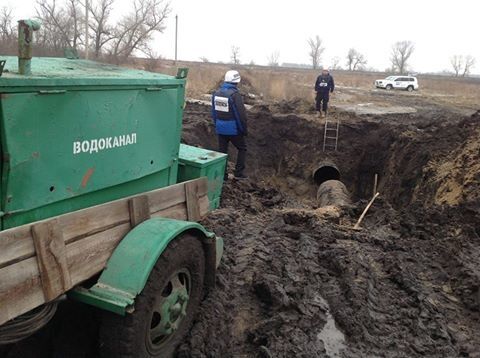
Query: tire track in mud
[{"left": 179, "top": 194, "right": 338, "bottom": 357}]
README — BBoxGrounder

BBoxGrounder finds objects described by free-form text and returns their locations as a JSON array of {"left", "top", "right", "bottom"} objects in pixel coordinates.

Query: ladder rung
[{"left": 323, "top": 119, "right": 339, "bottom": 151}]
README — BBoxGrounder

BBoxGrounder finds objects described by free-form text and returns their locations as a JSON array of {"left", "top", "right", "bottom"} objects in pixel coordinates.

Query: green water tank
[
  {"left": 0, "top": 56, "right": 186, "bottom": 229},
  {"left": 178, "top": 144, "right": 227, "bottom": 210}
]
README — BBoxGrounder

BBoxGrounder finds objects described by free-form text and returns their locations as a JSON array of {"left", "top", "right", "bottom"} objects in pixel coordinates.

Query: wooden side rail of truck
[
  {"left": 0, "top": 177, "right": 212, "bottom": 324},
  {"left": 1, "top": 177, "right": 224, "bottom": 356}
]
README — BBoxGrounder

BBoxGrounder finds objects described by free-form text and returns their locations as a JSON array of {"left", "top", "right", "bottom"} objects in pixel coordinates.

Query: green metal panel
[
  {"left": 0, "top": 56, "right": 184, "bottom": 90},
  {"left": 0, "top": 57, "right": 186, "bottom": 229},
  {"left": 69, "top": 217, "right": 216, "bottom": 315},
  {"left": 177, "top": 144, "right": 227, "bottom": 210}
]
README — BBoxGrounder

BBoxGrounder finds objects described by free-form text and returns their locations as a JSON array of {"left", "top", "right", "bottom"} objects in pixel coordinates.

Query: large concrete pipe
[
  {"left": 313, "top": 162, "right": 351, "bottom": 207},
  {"left": 312, "top": 162, "right": 340, "bottom": 186},
  {"left": 316, "top": 180, "right": 351, "bottom": 207}
]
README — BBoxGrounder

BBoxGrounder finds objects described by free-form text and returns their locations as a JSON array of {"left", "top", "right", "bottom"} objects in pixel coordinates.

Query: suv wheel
[
  {"left": 406, "top": 85, "right": 414, "bottom": 92},
  {"left": 386, "top": 84, "right": 393, "bottom": 90}
]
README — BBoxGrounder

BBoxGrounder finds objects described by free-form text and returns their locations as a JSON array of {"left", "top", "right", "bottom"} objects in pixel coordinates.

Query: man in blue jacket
[
  {"left": 315, "top": 68, "right": 335, "bottom": 118},
  {"left": 212, "top": 70, "right": 248, "bottom": 180}
]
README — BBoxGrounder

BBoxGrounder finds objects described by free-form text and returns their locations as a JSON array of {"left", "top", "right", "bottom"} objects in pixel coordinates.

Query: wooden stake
[
  {"left": 354, "top": 192, "right": 380, "bottom": 230},
  {"left": 373, "top": 174, "right": 378, "bottom": 198}
]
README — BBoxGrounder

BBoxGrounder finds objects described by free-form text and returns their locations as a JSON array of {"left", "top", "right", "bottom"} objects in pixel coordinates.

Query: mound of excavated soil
[
  {"left": 267, "top": 97, "right": 316, "bottom": 114},
  {"left": 424, "top": 113, "right": 480, "bottom": 206},
  {"left": 210, "top": 75, "right": 263, "bottom": 105}
]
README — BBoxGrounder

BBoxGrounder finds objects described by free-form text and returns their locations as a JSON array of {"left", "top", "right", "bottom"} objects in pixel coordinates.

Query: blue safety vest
[{"left": 211, "top": 83, "right": 244, "bottom": 135}]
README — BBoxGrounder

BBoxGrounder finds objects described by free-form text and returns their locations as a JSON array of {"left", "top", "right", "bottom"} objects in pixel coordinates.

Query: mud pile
[
  {"left": 266, "top": 98, "right": 316, "bottom": 114},
  {"left": 211, "top": 75, "right": 263, "bottom": 105},
  {"left": 179, "top": 102, "right": 480, "bottom": 357}
]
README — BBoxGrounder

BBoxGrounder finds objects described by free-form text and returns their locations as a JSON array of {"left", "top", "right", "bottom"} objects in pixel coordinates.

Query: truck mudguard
[{"left": 69, "top": 217, "right": 219, "bottom": 315}]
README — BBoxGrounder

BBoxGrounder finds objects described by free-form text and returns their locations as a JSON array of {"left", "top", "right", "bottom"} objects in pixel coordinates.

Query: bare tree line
[
  {"left": 230, "top": 45, "right": 240, "bottom": 65},
  {"left": 390, "top": 40, "right": 415, "bottom": 74},
  {"left": 0, "top": 0, "right": 170, "bottom": 63},
  {"left": 0, "top": 5, "right": 477, "bottom": 77},
  {"left": 306, "top": 36, "right": 414, "bottom": 74},
  {"left": 267, "top": 51, "right": 280, "bottom": 67},
  {"left": 0, "top": 6, "right": 17, "bottom": 54},
  {"left": 307, "top": 35, "right": 324, "bottom": 70},
  {"left": 450, "top": 55, "right": 476, "bottom": 77},
  {"left": 305, "top": 37, "right": 476, "bottom": 76},
  {"left": 346, "top": 48, "right": 367, "bottom": 71},
  {"left": 226, "top": 38, "right": 476, "bottom": 77}
]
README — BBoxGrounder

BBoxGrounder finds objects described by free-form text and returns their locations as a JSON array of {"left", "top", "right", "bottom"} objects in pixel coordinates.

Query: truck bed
[{"left": 0, "top": 177, "right": 209, "bottom": 325}]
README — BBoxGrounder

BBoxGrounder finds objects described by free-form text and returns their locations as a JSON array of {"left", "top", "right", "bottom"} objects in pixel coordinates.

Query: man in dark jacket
[
  {"left": 212, "top": 70, "right": 248, "bottom": 179},
  {"left": 315, "top": 68, "right": 335, "bottom": 118}
]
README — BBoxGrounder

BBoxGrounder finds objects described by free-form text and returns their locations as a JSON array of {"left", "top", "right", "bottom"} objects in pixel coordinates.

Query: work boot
[
  {"left": 320, "top": 111, "right": 325, "bottom": 118},
  {"left": 234, "top": 173, "right": 248, "bottom": 180},
  {"left": 323, "top": 111, "right": 328, "bottom": 118},
  {"left": 316, "top": 111, "right": 321, "bottom": 118}
]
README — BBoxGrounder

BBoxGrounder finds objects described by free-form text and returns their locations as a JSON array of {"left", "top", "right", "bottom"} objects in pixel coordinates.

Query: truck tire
[
  {"left": 99, "top": 234, "right": 205, "bottom": 358},
  {"left": 386, "top": 84, "right": 393, "bottom": 90},
  {"left": 406, "top": 85, "right": 414, "bottom": 92}
]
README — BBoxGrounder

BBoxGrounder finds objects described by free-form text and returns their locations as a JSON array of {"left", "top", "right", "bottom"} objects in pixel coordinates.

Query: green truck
[{"left": 0, "top": 20, "right": 227, "bottom": 357}]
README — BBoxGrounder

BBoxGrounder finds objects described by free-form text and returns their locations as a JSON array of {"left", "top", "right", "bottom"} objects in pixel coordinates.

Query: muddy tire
[
  {"left": 406, "top": 85, "right": 414, "bottom": 92},
  {"left": 386, "top": 84, "right": 393, "bottom": 90},
  {"left": 99, "top": 234, "right": 205, "bottom": 358}
]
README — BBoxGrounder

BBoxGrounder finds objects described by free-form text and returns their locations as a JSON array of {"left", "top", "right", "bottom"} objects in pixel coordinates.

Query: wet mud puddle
[{"left": 315, "top": 295, "right": 346, "bottom": 357}]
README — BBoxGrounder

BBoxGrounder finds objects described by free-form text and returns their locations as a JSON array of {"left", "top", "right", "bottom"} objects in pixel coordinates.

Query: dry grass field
[{"left": 134, "top": 58, "right": 480, "bottom": 111}]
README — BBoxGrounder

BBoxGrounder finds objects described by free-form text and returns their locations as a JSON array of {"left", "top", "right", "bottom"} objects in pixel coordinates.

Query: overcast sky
[{"left": 5, "top": 0, "right": 480, "bottom": 74}]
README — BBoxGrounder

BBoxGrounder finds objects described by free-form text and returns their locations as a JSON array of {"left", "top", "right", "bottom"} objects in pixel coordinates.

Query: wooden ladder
[{"left": 323, "top": 116, "right": 340, "bottom": 152}]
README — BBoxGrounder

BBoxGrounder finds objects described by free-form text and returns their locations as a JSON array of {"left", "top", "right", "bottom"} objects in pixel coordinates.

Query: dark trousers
[
  {"left": 218, "top": 134, "right": 246, "bottom": 177},
  {"left": 316, "top": 91, "right": 330, "bottom": 112}
]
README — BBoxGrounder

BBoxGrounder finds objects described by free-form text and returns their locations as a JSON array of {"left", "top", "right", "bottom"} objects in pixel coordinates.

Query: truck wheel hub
[{"left": 148, "top": 269, "right": 190, "bottom": 346}]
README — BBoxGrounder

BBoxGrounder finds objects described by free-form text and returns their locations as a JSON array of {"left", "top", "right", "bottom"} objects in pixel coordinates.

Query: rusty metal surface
[
  {"left": 17, "top": 19, "right": 41, "bottom": 75},
  {"left": 0, "top": 60, "right": 6, "bottom": 77}
]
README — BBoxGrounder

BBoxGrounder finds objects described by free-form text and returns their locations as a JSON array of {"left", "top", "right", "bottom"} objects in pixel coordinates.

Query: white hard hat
[{"left": 225, "top": 70, "right": 241, "bottom": 83}]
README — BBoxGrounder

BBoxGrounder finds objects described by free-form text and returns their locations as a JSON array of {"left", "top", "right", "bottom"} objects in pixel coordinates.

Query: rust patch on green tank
[{"left": 81, "top": 167, "right": 95, "bottom": 188}]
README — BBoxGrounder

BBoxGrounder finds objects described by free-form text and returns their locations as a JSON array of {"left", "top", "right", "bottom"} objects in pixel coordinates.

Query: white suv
[{"left": 375, "top": 76, "right": 419, "bottom": 92}]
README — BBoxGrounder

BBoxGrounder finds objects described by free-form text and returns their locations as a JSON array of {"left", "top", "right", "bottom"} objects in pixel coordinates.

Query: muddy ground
[
  {"left": 2, "top": 96, "right": 480, "bottom": 357},
  {"left": 179, "top": 101, "right": 480, "bottom": 357}
]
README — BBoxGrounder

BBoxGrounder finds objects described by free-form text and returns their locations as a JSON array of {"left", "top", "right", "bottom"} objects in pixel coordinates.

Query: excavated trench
[
  {"left": 179, "top": 103, "right": 480, "bottom": 357},
  {"left": 3, "top": 104, "right": 480, "bottom": 357},
  {"left": 182, "top": 102, "right": 466, "bottom": 207}
]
